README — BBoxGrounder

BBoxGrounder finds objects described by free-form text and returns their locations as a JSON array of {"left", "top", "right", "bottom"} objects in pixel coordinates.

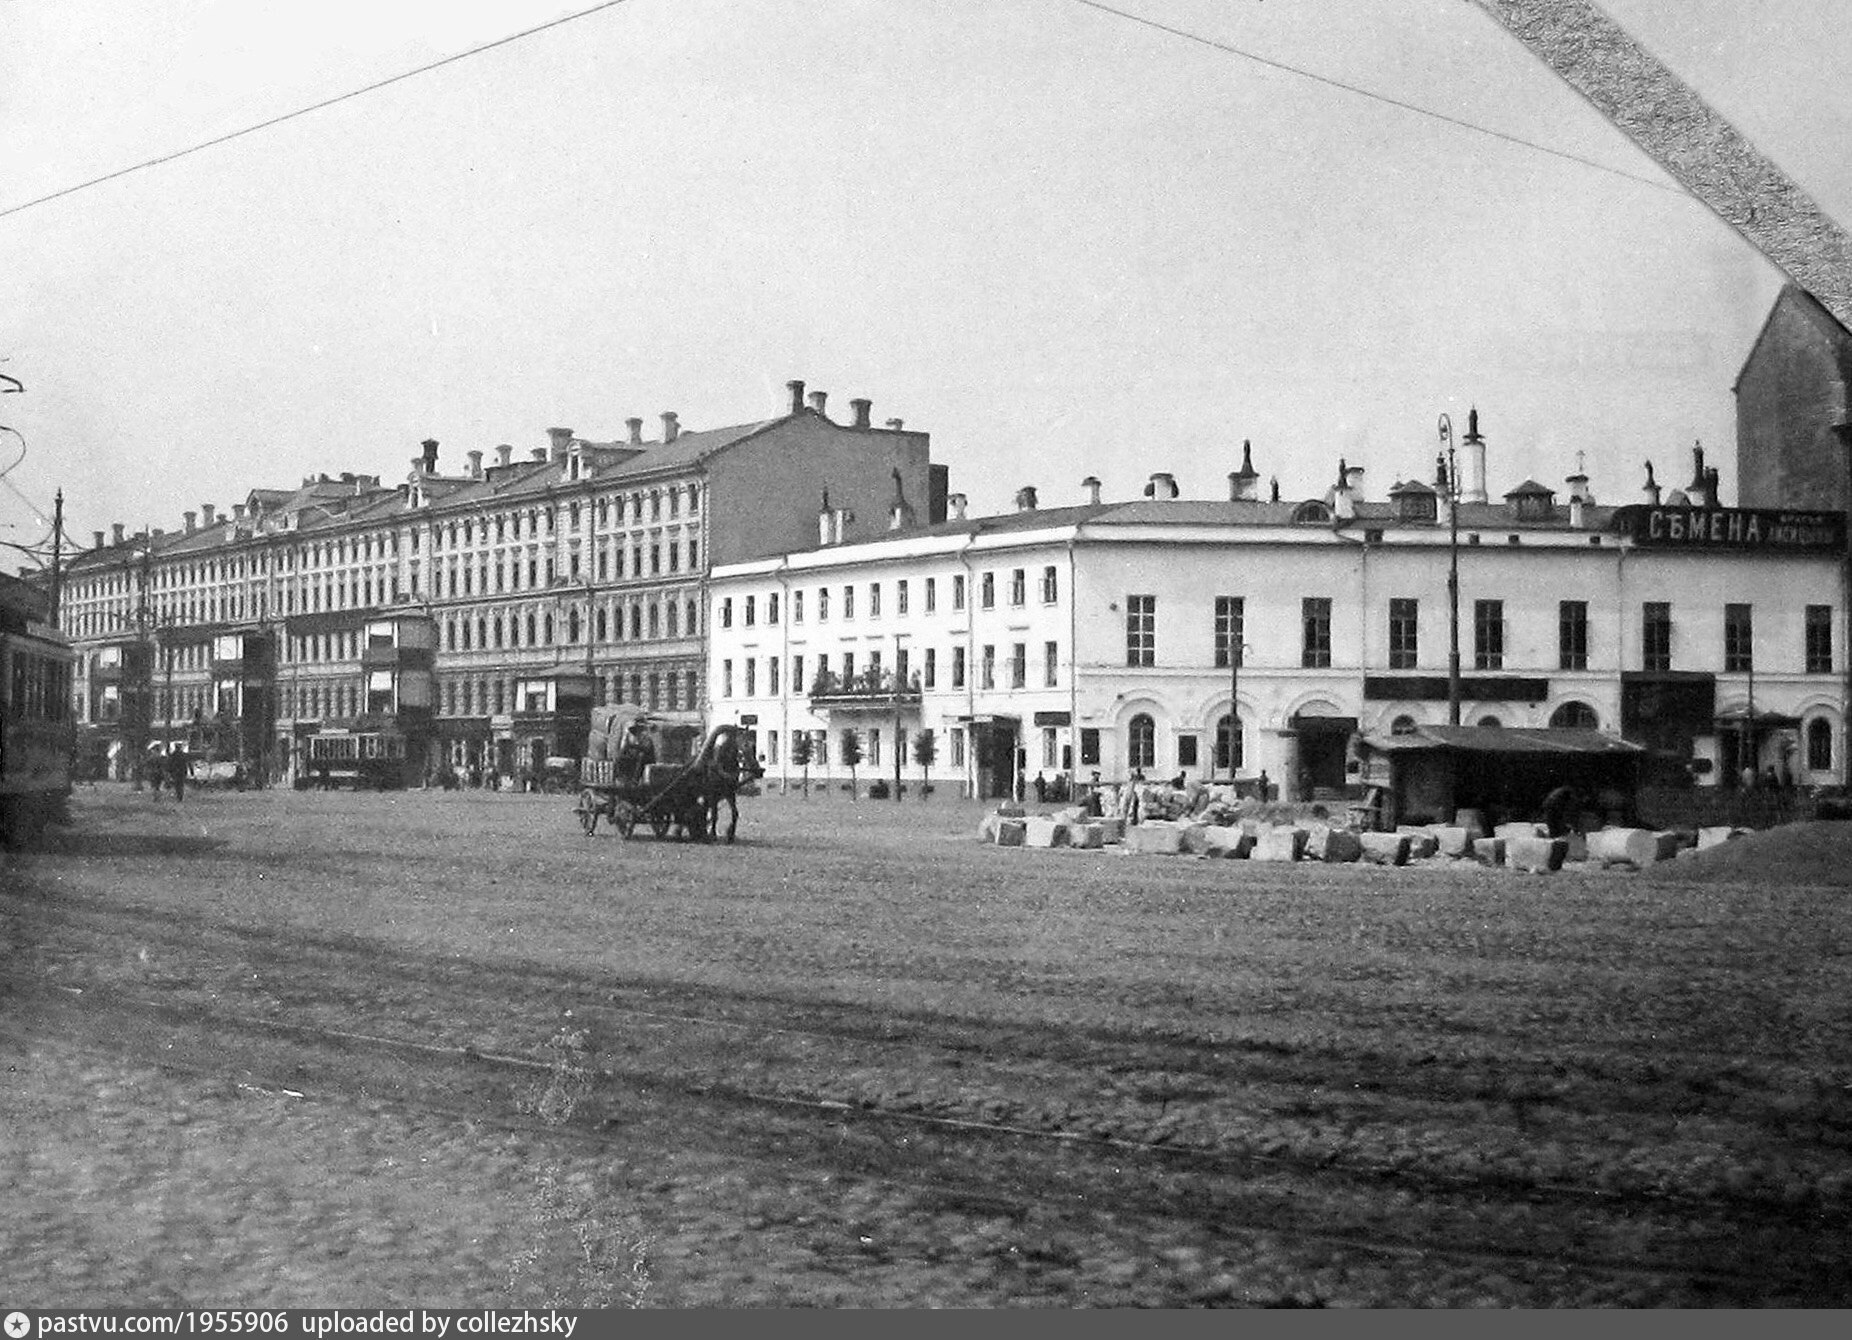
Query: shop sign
[{"left": 1614, "top": 505, "right": 1844, "bottom": 552}]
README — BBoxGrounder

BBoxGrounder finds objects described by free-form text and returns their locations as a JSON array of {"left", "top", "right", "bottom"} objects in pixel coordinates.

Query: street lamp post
[
  {"left": 1439, "top": 414, "right": 1463, "bottom": 726},
  {"left": 1224, "top": 633, "right": 1250, "bottom": 784},
  {"left": 893, "top": 632, "right": 909, "bottom": 802}
]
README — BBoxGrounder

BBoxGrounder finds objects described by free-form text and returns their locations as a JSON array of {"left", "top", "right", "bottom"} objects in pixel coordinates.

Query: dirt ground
[{"left": 2, "top": 785, "right": 1848, "bottom": 1307}]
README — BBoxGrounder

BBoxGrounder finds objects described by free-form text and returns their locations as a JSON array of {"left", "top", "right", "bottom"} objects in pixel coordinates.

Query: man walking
[{"left": 167, "top": 744, "right": 191, "bottom": 802}]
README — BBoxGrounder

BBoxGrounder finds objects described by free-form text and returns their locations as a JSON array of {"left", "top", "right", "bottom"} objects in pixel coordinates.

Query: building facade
[
  {"left": 59, "top": 381, "right": 941, "bottom": 783},
  {"left": 708, "top": 452, "right": 1849, "bottom": 801},
  {"left": 1735, "top": 282, "right": 1852, "bottom": 512}
]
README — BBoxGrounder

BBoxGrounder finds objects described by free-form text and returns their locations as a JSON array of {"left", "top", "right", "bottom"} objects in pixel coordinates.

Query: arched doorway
[
  {"left": 1214, "top": 713, "right": 1244, "bottom": 776},
  {"left": 1549, "top": 701, "right": 1599, "bottom": 730}
]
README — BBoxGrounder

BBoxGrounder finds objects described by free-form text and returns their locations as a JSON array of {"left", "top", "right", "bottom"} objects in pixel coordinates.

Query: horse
[{"left": 698, "top": 726, "right": 761, "bottom": 843}]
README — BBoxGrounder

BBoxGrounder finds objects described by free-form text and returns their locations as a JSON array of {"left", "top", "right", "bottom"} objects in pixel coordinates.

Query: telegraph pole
[
  {"left": 49, "top": 489, "right": 63, "bottom": 626},
  {"left": 1441, "top": 415, "right": 1462, "bottom": 726}
]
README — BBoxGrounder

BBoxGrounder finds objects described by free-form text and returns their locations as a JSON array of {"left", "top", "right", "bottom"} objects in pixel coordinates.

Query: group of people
[{"left": 147, "top": 745, "right": 193, "bottom": 801}]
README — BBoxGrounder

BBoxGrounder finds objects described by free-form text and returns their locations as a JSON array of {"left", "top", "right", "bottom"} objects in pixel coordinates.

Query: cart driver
[{"left": 617, "top": 720, "right": 656, "bottom": 782}]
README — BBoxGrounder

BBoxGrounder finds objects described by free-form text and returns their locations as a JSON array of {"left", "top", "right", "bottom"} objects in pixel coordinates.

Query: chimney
[
  {"left": 1564, "top": 449, "right": 1593, "bottom": 505},
  {"left": 807, "top": 390, "right": 828, "bottom": 418},
  {"left": 420, "top": 438, "right": 439, "bottom": 474},
  {"left": 232, "top": 503, "right": 247, "bottom": 522},
  {"left": 496, "top": 443, "right": 514, "bottom": 468},
  {"left": 183, "top": 511, "right": 197, "bottom": 534},
  {"left": 1462, "top": 407, "right": 1488, "bottom": 503},
  {"left": 1144, "top": 471, "right": 1178, "bottom": 501},
  {"left": 201, "top": 503, "right": 216, "bottom": 527},
  {"left": 885, "top": 418, "right": 904, "bottom": 431},
  {"left": 1685, "top": 443, "right": 1708, "bottom": 501},
  {"left": 151, "top": 528, "right": 163, "bottom": 539},
  {"left": 1569, "top": 493, "right": 1586, "bottom": 529},
  {"left": 1330, "top": 458, "right": 1356, "bottom": 520},
  {"left": 626, "top": 417, "right": 644, "bottom": 445},
  {"left": 850, "top": 398, "right": 872, "bottom": 428},
  {"left": 787, "top": 380, "right": 806, "bottom": 416},
  {"left": 531, "top": 447, "right": 548, "bottom": 462},
  {"left": 1014, "top": 485, "right": 1038, "bottom": 512},
  {"left": 949, "top": 492, "right": 968, "bottom": 521},
  {"left": 888, "top": 467, "right": 915, "bottom": 531},
  {"left": 112, "top": 523, "right": 126, "bottom": 545},
  {"left": 467, "top": 449, "right": 484, "bottom": 479},
  {"left": 1705, "top": 465, "right": 1721, "bottom": 508},
  {"left": 548, "top": 427, "right": 574, "bottom": 463},
  {"left": 92, "top": 530, "right": 105, "bottom": 549},
  {"left": 1082, "top": 476, "right": 1102, "bottom": 505},
  {"left": 1642, "top": 460, "right": 1662, "bottom": 506},
  {"left": 661, "top": 411, "right": 679, "bottom": 443}
]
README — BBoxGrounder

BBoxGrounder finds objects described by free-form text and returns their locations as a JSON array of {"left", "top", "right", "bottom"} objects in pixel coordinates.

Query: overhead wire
[
  {"left": 0, "top": 0, "right": 640, "bottom": 222},
  {"left": 1064, "top": 0, "right": 1684, "bottom": 195}
]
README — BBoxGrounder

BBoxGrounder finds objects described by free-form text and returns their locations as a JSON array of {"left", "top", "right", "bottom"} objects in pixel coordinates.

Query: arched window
[
  {"left": 1478, "top": 715, "right": 1502, "bottom": 729},
  {"left": 1128, "top": 713, "right": 1156, "bottom": 771},
  {"left": 1391, "top": 714, "right": 1419, "bottom": 735},
  {"left": 1808, "top": 717, "right": 1834, "bottom": 772},
  {"left": 567, "top": 609, "right": 580, "bottom": 643},
  {"left": 596, "top": 607, "right": 607, "bottom": 641},
  {"left": 648, "top": 604, "right": 660, "bottom": 639},
  {"left": 526, "top": 612, "right": 537, "bottom": 645},
  {"left": 1549, "top": 701, "right": 1599, "bottom": 730},
  {"left": 666, "top": 603, "right": 679, "bottom": 637},
  {"left": 1214, "top": 713, "right": 1244, "bottom": 772},
  {"left": 687, "top": 600, "right": 699, "bottom": 634}
]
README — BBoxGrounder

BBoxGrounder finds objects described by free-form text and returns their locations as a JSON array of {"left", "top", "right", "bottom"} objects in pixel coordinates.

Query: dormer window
[
  {"left": 1503, "top": 480, "right": 1557, "bottom": 522},
  {"left": 1290, "top": 499, "right": 1333, "bottom": 525},
  {"left": 1389, "top": 479, "right": 1438, "bottom": 523}
]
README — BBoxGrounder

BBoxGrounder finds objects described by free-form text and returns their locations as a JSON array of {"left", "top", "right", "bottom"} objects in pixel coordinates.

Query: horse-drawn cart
[{"left": 573, "top": 712, "right": 759, "bottom": 841}]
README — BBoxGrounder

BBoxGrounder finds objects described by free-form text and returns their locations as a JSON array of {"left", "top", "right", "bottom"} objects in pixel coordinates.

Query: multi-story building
[
  {"left": 1735, "top": 283, "right": 1852, "bottom": 512},
  {"left": 60, "top": 381, "right": 942, "bottom": 782},
  {"left": 709, "top": 441, "right": 1848, "bottom": 801}
]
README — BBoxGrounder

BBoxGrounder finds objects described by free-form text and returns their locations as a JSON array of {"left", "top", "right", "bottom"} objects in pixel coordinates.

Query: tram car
[
  {"left": 300, "top": 728, "right": 417, "bottom": 790},
  {"left": 0, "top": 572, "right": 75, "bottom": 846}
]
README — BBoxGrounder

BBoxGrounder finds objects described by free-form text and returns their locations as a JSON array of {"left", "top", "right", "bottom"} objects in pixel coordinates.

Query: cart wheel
[{"left": 578, "top": 789, "right": 600, "bottom": 836}]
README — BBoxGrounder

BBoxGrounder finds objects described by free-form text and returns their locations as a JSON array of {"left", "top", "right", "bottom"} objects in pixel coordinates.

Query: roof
[{"left": 1358, "top": 726, "right": 1645, "bottom": 756}]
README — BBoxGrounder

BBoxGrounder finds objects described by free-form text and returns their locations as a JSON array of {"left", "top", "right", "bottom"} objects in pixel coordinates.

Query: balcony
[{"left": 807, "top": 668, "right": 923, "bottom": 711}]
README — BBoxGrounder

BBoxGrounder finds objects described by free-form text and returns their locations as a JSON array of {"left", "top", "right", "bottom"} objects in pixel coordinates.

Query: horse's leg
[{"left": 725, "top": 792, "right": 738, "bottom": 843}]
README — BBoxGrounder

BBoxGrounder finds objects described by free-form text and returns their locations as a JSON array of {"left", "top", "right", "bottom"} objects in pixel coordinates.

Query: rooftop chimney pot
[
  {"left": 885, "top": 418, "right": 904, "bottom": 431},
  {"left": 420, "top": 438, "right": 439, "bottom": 473},
  {"left": 850, "top": 398, "right": 872, "bottom": 428},
  {"left": 92, "top": 530, "right": 104, "bottom": 549},
  {"left": 496, "top": 443, "right": 513, "bottom": 467},
  {"left": 661, "top": 411, "right": 679, "bottom": 443},
  {"left": 626, "top": 417, "right": 643, "bottom": 445},
  {"left": 1083, "top": 476, "right": 1103, "bottom": 505},
  {"left": 548, "top": 427, "right": 573, "bottom": 463},
  {"left": 949, "top": 492, "right": 968, "bottom": 521},
  {"left": 112, "top": 523, "right": 125, "bottom": 544},
  {"left": 200, "top": 504, "right": 216, "bottom": 527},
  {"left": 183, "top": 511, "right": 197, "bottom": 534},
  {"left": 786, "top": 380, "right": 806, "bottom": 417},
  {"left": 1014, "top": 485, "right": 1038, "bottom": 512},
  {"left": 807, "top": 391, "right": 828, "bottom": 417},
  {"left": 531, "top": 447, "right": 548, "bottom": 462}
]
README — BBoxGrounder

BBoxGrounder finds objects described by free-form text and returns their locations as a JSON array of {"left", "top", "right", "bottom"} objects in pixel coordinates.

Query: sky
[{"left": 4, "top": 0, "right": 1851, "bottom": 562}]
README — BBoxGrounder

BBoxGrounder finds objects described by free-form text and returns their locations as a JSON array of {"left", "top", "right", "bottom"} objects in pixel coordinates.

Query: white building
[{"left": 708, "top": 449, "right": 1848, "bottom": 801}]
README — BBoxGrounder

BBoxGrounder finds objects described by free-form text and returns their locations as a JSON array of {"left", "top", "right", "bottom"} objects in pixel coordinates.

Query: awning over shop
[{"left": 1357, "top": 725, "right": 1644, "bottom": 757}]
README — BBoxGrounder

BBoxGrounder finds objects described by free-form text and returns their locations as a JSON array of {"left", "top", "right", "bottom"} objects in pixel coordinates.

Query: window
[
  {"left": 1041, "top": 727, "right": 1058, "bottom": 768},
  {"left": 1128, "top": 714, "right": 1156, "bottom": 771},
  {"left": 1214, "top": 714, "right": 1243, "bottom": 772},
  {"left": 1808, "top": 717, "right": 1834, "bottom": 772},
  {"left": 949, "top": 728, "right": 964, "bottom": 769},
  {"left": 792, "top": 656, "right": 804, "bottom": 694},
  {"left": 721, "top": 659, "right": 733, "bottom": 698},
  {"left": 869, "top": 729, "right": 881, "bottom": 767},
  {"left": 1044, "top": 640, "right": 1058, "bottom": 688},
  {"left": 896, "top": 580, "right": 908, "bottom": 615},
  {"left": 769, "top": 657, "right": 780, "bottom": 695},
  {"left": 1009, "top": 569, "right": 1025, "bottom": 607},
  {"left": 1041, "top": 566, "right": 1058, "bottom": 603},
  {"left": 925, "top": 577, "right": 937, "bottom": 613},
  {"left": 1806, "top": 605, "right": 1833, "bottom": 673},
  {"left": 924, "top": 647, "right": 937, "bottom": 689},
  {"left": 1724, "top": 603, "right": 1753, "bottom": 673},
  {"left": 952, "top": 646, "right": 966, "bottom": 689},
  {"left": 793, "top": 591, "right": 804, "bottom": 623},
  {"left": 1549, "top": 701, "right": 1599, "bottom": 730},
  {"left": 1126, "top": 595, "right": 1156, "bottom": 667},
  {"left": 744, "top": 595, "right": 755, "bottom": 627},
  {"left": 721, "top": 597, "right": 733, "bottom": 629},
  {"left": 981, "top": 645, "right": 996, "bottom": 690},
  {"left": 869, "top": 583, "right": 881, "bottom": 618},
  {"left": 1177, "top": 734, "right": 1199, "bottom": 767},
  {"left": 1559, "top": 601, "right": 1588, "bottom": 671},
  {"left": 767, "top": 593, "right": 779, "bottom": 623},
  {"left": 841, "top": 652, "right": 855, "bottom": 684},
  {"left": 1215, "top": 596, "right": 1246, "bottom": 669},
  {"left": 1080, "top": 728, "right": 1100, "bottom": 766},
  {"left": 895, "top": 648, "right": 910, "bottom": 687},
  {"left": 1302, "top": 597, "right": 1333, "bottom": 669},
  {"left": 1473, "top": 599, "right": 1504, "bottom": 671},
  {"left": 980, "top": 572, "right": 995, "bottom": 609},
  {"left": 744, "top": 659, "right": 756, "bottom": 697},
  {"left": 951, "top": 575, "right": 965, "bottom": 611},
  {"left": 1643, "top": 602, "right": 1673, "bottom": 672},
  {"left": 843, "top": 585, "right": 855, "bottom": 620},
  {"left": 818, "top": 587, "right": 829, "bottom": 621},
  {"left": 1387, "top": 597, "right": 1418, "bottom": 670},
  {"left": 1010, "top": 643, "right": 1026, "bottom": 689}
]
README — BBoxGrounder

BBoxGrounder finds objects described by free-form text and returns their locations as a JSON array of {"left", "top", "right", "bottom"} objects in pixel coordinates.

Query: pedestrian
[
  {"left": 167, "top": 744, "right": 190, "bottom": 802},
  {"left": 149, "top": 748, "right": 165, "bottom": 798},
  {"left": 1540, "top": 785, "right": 1579, "bottom": 838},
  {"left": 1033, "top": 772, "right": 1047, "bottom": 803}
]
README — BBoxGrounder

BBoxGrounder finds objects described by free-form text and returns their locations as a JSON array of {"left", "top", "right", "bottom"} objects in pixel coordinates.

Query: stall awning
[{"left": 1357, "top": 726, "right": 1644, "bottom": 757}]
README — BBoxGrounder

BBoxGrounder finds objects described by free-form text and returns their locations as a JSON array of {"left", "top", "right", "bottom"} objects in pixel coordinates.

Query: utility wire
[
  {"left": 1066, "top": 0, "right": 1683, "bottom": 195},
  {"left": 0, "top": 0, "right": 639, "bottom": 222}
]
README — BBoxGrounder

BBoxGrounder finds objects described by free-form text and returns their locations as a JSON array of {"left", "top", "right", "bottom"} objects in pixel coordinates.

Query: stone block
[
  {"left": 1359, "top": 832, "right": 1411, "bottom": 866},
  {"left": 996, "top": 803, "right": 1027, "bottom": 819},
  {"left": 1096, "top": 817, "right": 1126, "bottom": 844},
  {"left": 1307, "top": 825, "right": 1363, "bottom": 863},
  {"left": 1471, "top": 836, "right": 1507, "bottom": 866},
  {"left": 1251, "top": 826, "right": 1307, "bottom": 862},
  {"left": 1023, "top": 817, "right": 1069, "bottom": 848},
  {"left": 1586, "top": 828, "right": 1658, "bottom": 869},
  {"left": 1396, "top": 829, "right": 1439, "bottom": 859},
  {"left": 1653, "top": 830, "right": 1684, "bottom": 861},
  {"left": 1495, "top": 822, "right": 1545, "bottom": 844},
  {"left": 1431, "top": 826, "right": 1472, "bottom": 858},
  {"left": 1070, "top": 823, "right": 1105, "bottom": 850},
  {"left": 1125, "top": 822, "right": 1185, "bottom": 855},
  {"left": 1177, "top": 822, "right": 1212, "bottom": 854},
  {"left": 1454, "top": 808, "right": 1489, "bottom": 840},
  {"left": 1562, "top": 833, "right": 1588, "bottom": 864},
  {"left": 1508, "top": 835, "right": 1568, "bottom": 873},
  {"left": 978, "top": 814, "right": 1001, "bottom": 844},
  {"left": 1696, "top": 825, "right": 1742, "bottom": 851},
  {"left": 1202, "top": 825, "right": 1253, "bottom": 858},
  {"left": 994, "top": 819, "right": 1027, "bottom": 848}
]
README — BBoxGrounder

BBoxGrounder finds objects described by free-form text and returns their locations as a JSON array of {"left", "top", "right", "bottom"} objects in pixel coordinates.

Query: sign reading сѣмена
[{"left": 1611, "top": 505, "right": 1845, "bottom": 552}]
